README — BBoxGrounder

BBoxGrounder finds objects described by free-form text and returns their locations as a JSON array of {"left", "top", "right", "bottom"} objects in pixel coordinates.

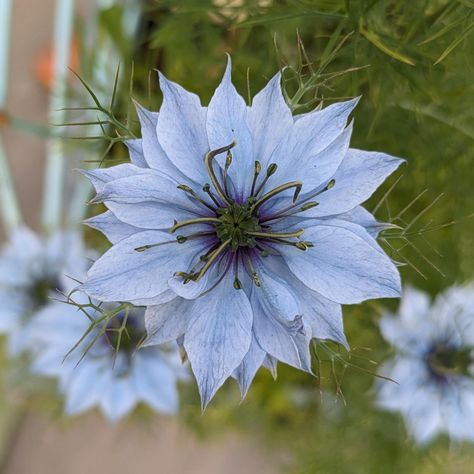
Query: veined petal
[
  {"left": 233, "top": 336, "right": 266, "bottom": 398},
  {"left": 207, "top": 56, "right": 254, "bottom": 197},
  {"left": 184, "top": 274, "right": 253, "bottom": 408},
  {"left": 124, "top": 139, "right": 147, "bottom": 168},
  {"left": 280, "top": 224, "right": 401, "bottom": 304},
  {"left": 252, "top": 262, "right": 312, "bottom": 372},
  {"left": 274, "top": 120, "right": 353, "bottom": 190},
  {"left": 335, "top": 206, "right": 389, "bottom": 238},
  {"left": 134, "top": 103, "right": 181, "bottom": 178},
  {"left": 248, "top": 72, "right": 292, "bottom": 169},
  {"left": 144, "top": 297, "right": 193, "bottom": 346},
  {"left": 157, "top": 72, "right": 209, "bottom": 184},
  {"left": 81, "top": 230, "right": 206, "bottom": 303},
  {"left": 303, "top": 148, "right": 405, "bottom": 218},
  {"left": 84, "top": 211, "right": 142, "bottom": 244},
  {"left": 81, "top": 163, "right": 146, "bottom": 194}
]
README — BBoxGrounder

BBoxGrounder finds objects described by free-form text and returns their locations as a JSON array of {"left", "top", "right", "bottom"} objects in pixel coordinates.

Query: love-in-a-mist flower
[
  {"left": 29, "top": 298, "right": 187, "bottom": 422},
  {"left": 376, "top": 286, "right": 474, "bottom": 444},
  {"left": 81, "top": 58, "right": 403, "bottom": 407},
  {"left": 0, "top": 227, "right": 87, "bottom": 356}
]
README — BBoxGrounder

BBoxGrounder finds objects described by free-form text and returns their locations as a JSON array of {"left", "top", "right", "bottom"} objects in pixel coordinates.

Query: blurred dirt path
[{"left": 1, "top": 1, "right": 278, "bottom": 473}]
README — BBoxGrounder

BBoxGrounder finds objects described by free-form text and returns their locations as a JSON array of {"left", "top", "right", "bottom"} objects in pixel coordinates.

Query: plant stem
[
  {"left": 0, "top": 0, "right": 22, "bottom": 234},
  {"left": 42, "top": 0, "right": 75, "bottom": 233}
]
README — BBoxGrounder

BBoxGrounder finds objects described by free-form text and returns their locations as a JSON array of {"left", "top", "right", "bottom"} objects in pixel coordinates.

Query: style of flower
[
  {"left": 29, "top": 299, "right": 187, "bottom": 422},
  {"left": 0, "top": 227, "right": 87, "bottom": 356},
  {"left": 376, "top": 286, "right": 474, "bottom": 444},
  {"left": 81, "top": 57, "right": 403, "bottom": 407}
]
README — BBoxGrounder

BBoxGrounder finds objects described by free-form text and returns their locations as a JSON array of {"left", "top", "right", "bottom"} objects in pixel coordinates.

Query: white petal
[
  {"left": 81, "top": 163, "right": 145, "bottom": 193},
  {"left": 85, "top": 211, "right": 142, "bottom": 244},
  {"left": 233, "top": 336, "right": 266, "bottom": 397},
  {"left": 157, "top": 73, "right": 209, "bottom": 184},
  {"left": 280, "top": 224, "right": 401, "bottom": 304},
  {"left": 206, "top": 56, "right": 254, "bottom": 197},
  {"left": 134, "top": 102, "right": 182, "bottom": 178},
  {"left": 184, "top": 274, "right": 253, "bottom": 408},
  {"left": 248, "top": 72, "right": 292, "bottom": 169},
  {"left": 100, "top": 372, "right": 138, "bottom": 422},
  {"left": 303, "top": 148, "right": 404, "bottom": 218},
  {"left": 144, "top": 297, "right": 193, "bottom": 346},
  {"left": 124, "top": 139, "right": 147, "bottom": 167},
  {"left": 81, "top": 231, "right": 205, "bottom": 303},
  {"left": 252, "top": 262, "right": 312, "bottom": 371}
]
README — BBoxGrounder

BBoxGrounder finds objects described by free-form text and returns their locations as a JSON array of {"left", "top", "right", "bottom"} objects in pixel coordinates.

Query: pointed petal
[
  {"left": 252, "top": 262, "right": 312, "bottom": 372},
  {"left": 234, "top": 336, "right": 266, "bottom": 397},
  {"left": 84, "top": 211, "right": 141, "bottom": 244},
  {"left": 184, "top": 274, "right": 253, "bottom": 408},
  {"left": 280, "top": 224, "right": 401, "bottom": 304},
  {"left": 303, "top": 148, "right": 405, "bottom": 218},
  {"left": 124, "top": 139, "right": 147, "bottom": 168},
  {"left": 144, "top": 297, "right": 193, "bottom": 346},
  {"left": 248, "top": 72, "right": 292, "bottom": 169},
  {"left": 207, "top": 56, "right": 254, "bottom": 197},
  {"left": 80, "top": 163, "right": 145, "bottom": 194},
  {"left": 81, "top": 230, "right": 205, "bottom": 303},
  {"left": 157, "top": 72, "right": 209, "bottom": 184}
]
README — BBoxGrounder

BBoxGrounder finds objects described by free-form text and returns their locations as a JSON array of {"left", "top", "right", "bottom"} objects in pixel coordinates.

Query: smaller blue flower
[
  {"left": 376, "top": 286, "right": 474, "bottom": 444},
  {"left": 29, "top": 297, "right": 188, "bottom": 422},
  {"left": 0, "top": 227, "right": 87, "bottom": 356}
]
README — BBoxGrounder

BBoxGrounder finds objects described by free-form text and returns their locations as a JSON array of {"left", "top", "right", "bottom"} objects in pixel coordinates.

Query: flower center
[
  {"left": 134, "top": 141, "right": 335, "bottom": 292},
  {"left": 30, "top": 277, "right": 61, "bottom": 309},
  {"left": 427, "top": 343, "right": 473, "bottom": 379},
  {"left": 215, "top": 202, "right": 261, "bottom": 250}
]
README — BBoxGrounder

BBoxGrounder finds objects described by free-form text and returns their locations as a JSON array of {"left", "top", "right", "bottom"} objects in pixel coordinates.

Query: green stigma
[{"left": 215, "top": 202, "right": 261, "bottom": 251}]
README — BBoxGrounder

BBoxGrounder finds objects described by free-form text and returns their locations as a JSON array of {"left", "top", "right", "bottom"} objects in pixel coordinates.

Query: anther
[
  {"left": 170, "top": 217, "right": 221, "bottom": 233},
  {"left": 254, "top": 163, "right": 278, "bottom": 197},
  {"left": 250, "top": 161, "right": 261, "bottom": 196},
  {"left": 202, "top": 183, "right": 221, "bottom": 207},
  {"left": 234, "top": 278, "right": 242, "bottom": 290},
  {"left": 177, "top": 184, "right": 215, "bottom": 211},
  {"left": 176, "top": 235, "right": 187, "bottom": 243}
]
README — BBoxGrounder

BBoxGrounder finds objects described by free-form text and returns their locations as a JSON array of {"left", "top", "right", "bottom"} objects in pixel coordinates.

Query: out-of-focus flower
[
  {"left": 81, "top": 57, "right": 403, "bottom": 407},
  {"left": 0, "top": 227, "right": 87, "bottom": 356},
  {"left": 29, "top": 299, "right": 187, "bottom": 422},
  {"left": 376, "top": 286, "right": 474, "bottom": 444}
]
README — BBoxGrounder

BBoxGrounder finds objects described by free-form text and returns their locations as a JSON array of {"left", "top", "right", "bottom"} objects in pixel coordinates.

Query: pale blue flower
[
  {"left": 376, "top": 286, "right": 474, "bottom": 444},
  {"left": 29, "top": 298, "right": 187, "bottom": 422},
  {"left": 0, "top": 227, "right": 87, "bottom": 356},
  {"left": 81, "top": 58, "right": 403, "bottom": 406}
]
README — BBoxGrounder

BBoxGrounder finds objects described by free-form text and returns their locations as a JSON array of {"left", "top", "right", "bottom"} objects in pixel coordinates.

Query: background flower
[{"left": 376, "top": 286, "right": 474, "bottom": 444}]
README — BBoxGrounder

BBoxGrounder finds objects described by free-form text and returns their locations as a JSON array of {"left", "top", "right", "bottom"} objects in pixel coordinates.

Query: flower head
[
  {"left": 81, "top": 58, "right": 403, "bottom": 406},
  {"left": 29, "top": 298, "right": 187, "bottom": 422},
  {"left": 0, "top": 227, "right": 87, "bottom": 356},
  {"left": 376, "top": 286, "right": 474, "bottom": 444}
]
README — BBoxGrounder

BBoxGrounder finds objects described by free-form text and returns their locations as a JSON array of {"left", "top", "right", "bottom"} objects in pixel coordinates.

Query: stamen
[
  {"left": 177, "top": 184, "right": 216, "bottom": 211},
  {"left": 252, "top": 181, "right": 303, "bottom": 210},
  {"left": 243, "top": 256, "right": 261, "bottom": 287},
  {"left": 254, "top": 163, "right": 277, "bottom": 197},
  {"left": 170, "top": 217, "right": 220, "bottom": 233},
  {"left": 189, "top": 239, "right": 231, "bottom": 282},
  {"left": 204, "top": 141, "right": 236, "bottom": 206},
  {"left": 134, "top": 240, "right": 178, "bottom": 252},
  {"left": 261, "top": 201, "right": 319, "bottom": 223},
  {"left": 202, "top": 183, "right": 221, "bottom": 207},
  {"left": 246, "top": 229, "right": 305, "bottom": 240},
  {"left": 250, "top": 161, "right": 261, "bottom": 196}
]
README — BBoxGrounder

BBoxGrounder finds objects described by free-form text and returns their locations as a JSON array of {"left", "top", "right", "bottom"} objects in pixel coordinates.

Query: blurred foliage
[{"left": 47, "top": 0, "right": 474, "bottom": 472}]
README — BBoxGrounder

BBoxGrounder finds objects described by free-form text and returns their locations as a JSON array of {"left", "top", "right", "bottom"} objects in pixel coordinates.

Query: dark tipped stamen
[
  {"left": 254, "top": 162, "right": 278, "bottom": 197},
  {"left": 189, "top": 239, "right": 231, "bottom": 282},
  {"left": 204, "top": 141, "right": 236, "bottom": 206},
  {"left": 134, "top": 240, "right": 177, "bottom": 252},
  {"left": 202, "top": 183, "right": 221, "bottom": 207},
  {"left": 177, "top": 184, "right": 216, "bottom": 211},
  {"left": 261, "top": 201, "right": 319, "bottom": 223}
]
